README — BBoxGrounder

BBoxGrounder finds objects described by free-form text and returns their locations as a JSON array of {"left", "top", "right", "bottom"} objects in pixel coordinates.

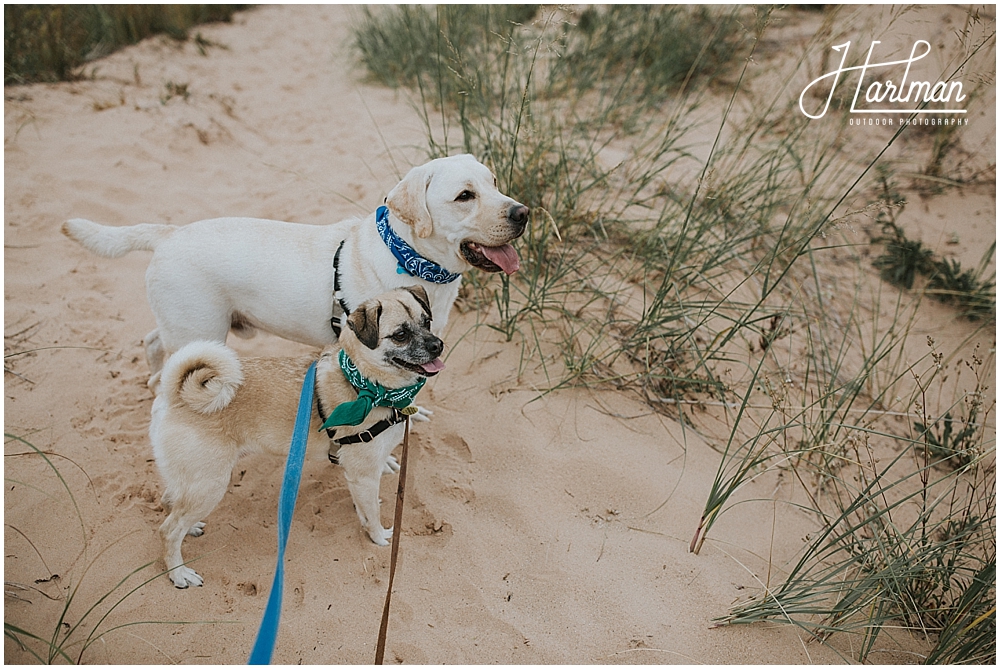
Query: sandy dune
[{"left": 5, "top": 5, "right": 993, "bottom": 664}]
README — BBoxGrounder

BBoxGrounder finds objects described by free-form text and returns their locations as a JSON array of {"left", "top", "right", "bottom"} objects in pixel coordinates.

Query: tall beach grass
[
  {"left": 4, "top": 4, "right": 247, "bottom": 84},
  {"left": 3, "top": 433, "right": 209, "bottom": 663}
]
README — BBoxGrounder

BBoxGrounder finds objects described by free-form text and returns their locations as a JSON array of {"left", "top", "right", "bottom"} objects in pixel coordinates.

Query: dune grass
[
  {"left": 352, "top": 4, "right": 996, "bottom": 662},
  {"left": 708, "top": 309, "right": 996, "bottom": 660},
  {"left": 4, "top": 4, "right": 247, "bottom": 84},
  {"left": 870, "top": 172, "right": 996, "bottom": 321},
  {"left": 4, "top": 433, "right": 213, "bottom": 664}
]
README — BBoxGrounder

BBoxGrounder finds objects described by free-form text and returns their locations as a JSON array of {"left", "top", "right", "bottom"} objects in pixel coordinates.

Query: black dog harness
[
  {"left": 330, "top": 240, "right": 352, "bottom": 336},
  {"left": 316, "top": 386, "right": 408, "bottom": 465}
]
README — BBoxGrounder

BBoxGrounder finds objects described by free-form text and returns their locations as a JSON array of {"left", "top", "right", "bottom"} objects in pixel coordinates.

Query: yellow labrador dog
[
  {"left": 63, "top": 154, "right": 527, "bottom": 378},
  {"left": 152, "top": 286, "right": 443, "bottom": 588}
]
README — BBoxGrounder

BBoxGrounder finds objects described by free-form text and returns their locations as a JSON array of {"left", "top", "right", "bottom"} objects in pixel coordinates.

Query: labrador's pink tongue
[
  {"left": 420, "top": 358, "right": 446, "bottom": 374},
  {"left": 481, "top": 243, "right": 520, "bottom": 275}
]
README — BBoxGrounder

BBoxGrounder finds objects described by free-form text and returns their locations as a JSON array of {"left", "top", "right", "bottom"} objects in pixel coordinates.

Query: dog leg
[
  {"left": 347, "top": 474, "right": 392, "bottom": 546},
  {"left": 338, "top": 443, "right": 393, "bottom": 546},
  {"left": 144, "top": 329, "right": 166, "bottom": 375},
  {"left": 158, "top": 468, "right": 232, "bottom": 588},
  {"left": 160, "top": 512, "right": 206, "bottom": 588}
]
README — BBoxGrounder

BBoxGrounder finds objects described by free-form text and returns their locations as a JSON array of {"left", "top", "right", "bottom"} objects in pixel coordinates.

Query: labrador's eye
[{"left": 455, "top": 190, "right": 475, "bottom": 202}]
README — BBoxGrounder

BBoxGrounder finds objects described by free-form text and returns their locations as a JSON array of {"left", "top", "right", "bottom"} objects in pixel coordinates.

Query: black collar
[{"left": 330, "top": 240, "right": 352, "bottom": 336}]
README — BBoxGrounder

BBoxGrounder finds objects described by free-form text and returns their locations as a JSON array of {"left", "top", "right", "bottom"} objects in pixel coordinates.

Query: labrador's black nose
[{"left": 508, "top": 204, "right": 530, "bottom": 235}]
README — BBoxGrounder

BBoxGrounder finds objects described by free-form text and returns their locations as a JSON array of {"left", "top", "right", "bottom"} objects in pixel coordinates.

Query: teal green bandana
[{"left": 319, "top": 349, "right": 425, "bottom": 431}]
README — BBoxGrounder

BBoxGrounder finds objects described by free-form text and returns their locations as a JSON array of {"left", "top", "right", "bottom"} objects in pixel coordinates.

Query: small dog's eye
[
  {"left": 391, "top": 330, "right": 410, "bottom": 343},
  {"left": 455, "top": 190, "right": 475, "bottom": 202}
]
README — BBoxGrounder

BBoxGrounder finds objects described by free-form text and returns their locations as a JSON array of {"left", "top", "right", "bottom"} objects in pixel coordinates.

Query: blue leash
[{"left": 248, "top": 360, "right": 317, "bottom": 665}]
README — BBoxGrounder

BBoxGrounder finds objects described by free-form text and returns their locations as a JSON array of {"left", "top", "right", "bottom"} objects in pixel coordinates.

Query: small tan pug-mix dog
[{"left": 150, "top": 286, "right": 444, "bottom": 588}]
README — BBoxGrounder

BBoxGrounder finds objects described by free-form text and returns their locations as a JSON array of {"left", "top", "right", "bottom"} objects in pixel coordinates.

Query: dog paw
[
  {"left": 368, "top": 526, "right": 392, "bottom": 546},
  {"left": 382, "top": 455, "right": 400, "bottom": 474},
  {"left": 187, "top": 522, "right": 206, "bottom": 537},
  {"left": 170, "top": 566, "right": 203, "bottom": 589},
  {"left": 411, "top": 405, "right": 433, "bottom": 423}
]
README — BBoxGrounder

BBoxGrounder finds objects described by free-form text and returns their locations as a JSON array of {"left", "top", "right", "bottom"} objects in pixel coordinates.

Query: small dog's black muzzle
[{"left": 425, "top": 335, "right": 444, "bottom": 358}]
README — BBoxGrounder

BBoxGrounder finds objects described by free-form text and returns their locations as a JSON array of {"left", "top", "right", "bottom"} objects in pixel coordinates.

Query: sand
[{"left": 4, "top": 5, "right": 993, "bottom": 665}]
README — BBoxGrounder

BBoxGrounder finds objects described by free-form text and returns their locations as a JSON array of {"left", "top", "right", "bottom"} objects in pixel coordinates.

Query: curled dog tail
[
  {"left": 62, "top": 218, "right": 176, "bottom": 257},
  {"left": 161, "top": 342, "right": 243, "bottom": 414}
]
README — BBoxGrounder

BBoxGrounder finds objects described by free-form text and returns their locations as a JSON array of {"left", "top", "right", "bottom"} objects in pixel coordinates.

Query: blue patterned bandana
[{"left": 375, "top": 206, "right": 461, "bottom": 284}]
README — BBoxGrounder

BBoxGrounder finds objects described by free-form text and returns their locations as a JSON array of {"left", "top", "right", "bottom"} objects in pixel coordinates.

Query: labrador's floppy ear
[
  {"left": 385, "top": 163, "right": 433, "bottom": 239},
  {"left": 402, "top": 284, "right": 432, "bottom": 320},
  {"left": 346, "top": 301, "right": 383, "bottom": 350}
]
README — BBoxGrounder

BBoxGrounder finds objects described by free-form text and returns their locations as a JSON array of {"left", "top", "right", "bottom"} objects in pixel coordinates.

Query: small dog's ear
[
  {"left": 385, "top": 164, "right": 433, "bottom": 239},
  {"left": 402, "top": 285, "right": 432, "bottom": 321},
  {"left": 347, "top": 302, "right": 383, "bottom": 350}
]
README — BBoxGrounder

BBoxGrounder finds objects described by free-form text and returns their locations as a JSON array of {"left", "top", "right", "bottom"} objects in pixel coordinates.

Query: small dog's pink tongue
[
  {"left": 420, "top": 358, "right": 445, "bottom": 374},
  {"left": 480, "top": 243, "right": 520, "bottom": 275}
]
